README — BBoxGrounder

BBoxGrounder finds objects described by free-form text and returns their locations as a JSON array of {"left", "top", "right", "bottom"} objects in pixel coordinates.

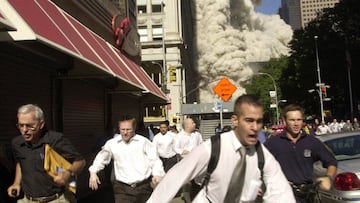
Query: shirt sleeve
[
  {"left": 262, "top": 146, "right": 296, "bottom": 203},
  {"left": 144, "top": 139, "right": 165, "bottom": 177},
  {"left": 197, "top": 132, "right": 204, "bottom": 145},
  {"left": 147, "top": 143, "right": 210, "bottom": 203},
  {"left": 88, "top": 140, "right": 113, "bottom": 173},
  {"left": 152, "top": 135, "right": 159, "bottom": 156},
  {"left": 173, "top": 134, "right": 182, "bottom": 154}
]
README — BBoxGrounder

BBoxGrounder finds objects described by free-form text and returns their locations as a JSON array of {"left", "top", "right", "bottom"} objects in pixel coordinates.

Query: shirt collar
[
  {"left": 116, "top": 134, "right": 141, "bottom": 143},
  {"left": 279, "top": 130, "right": 307, "bottom": 140},
  {"left": 20, "top": 131, "right": 47, "bottom": 148},
  {"left": 230, "top": 131, "right": 242, "bottom": 152},
  {"left": 230, "top": 130, "right": 256, "bottom": 154}
]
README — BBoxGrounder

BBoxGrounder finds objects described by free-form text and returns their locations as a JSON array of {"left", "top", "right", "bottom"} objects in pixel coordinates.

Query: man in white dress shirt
[
  {"left": 147, "top": 94, "right": 295, "bottom": 203},
  {"left": 88, "top": 115, "right": 165, "bottom": 203},
  {"left": 316, "top": 121, "right": 331, "bottom": 135},
  {"left": 174, "top": 118, "right": 203, "bottom": 157},
  {"left": 152, "top": 121, "right": 178, "bottom": 172},
  {"left": 174, "top": 117, "right": 203, "bottom": 201}
]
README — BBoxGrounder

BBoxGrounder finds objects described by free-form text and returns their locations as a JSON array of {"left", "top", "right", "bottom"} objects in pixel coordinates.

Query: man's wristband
[{"left": 325, "top": 175, "right": 334, "bottom": 181}]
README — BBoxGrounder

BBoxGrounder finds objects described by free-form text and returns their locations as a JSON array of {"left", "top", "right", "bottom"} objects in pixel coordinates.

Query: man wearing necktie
[{"left": 147, "top": 94, "right": 295, "bottom": 203}]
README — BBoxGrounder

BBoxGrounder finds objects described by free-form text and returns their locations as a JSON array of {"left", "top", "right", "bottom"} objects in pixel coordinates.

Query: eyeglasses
[
  {"left": 16, "top": 123, "right": 37, "bottom": 130},
  {"left": 119, "top": 128, "right": 133, "bottom": 133}
]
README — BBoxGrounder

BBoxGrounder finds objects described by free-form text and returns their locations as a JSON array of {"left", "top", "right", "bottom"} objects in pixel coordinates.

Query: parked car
[{"left": 314, "top": 131, "right": 360, "bottom": 203}]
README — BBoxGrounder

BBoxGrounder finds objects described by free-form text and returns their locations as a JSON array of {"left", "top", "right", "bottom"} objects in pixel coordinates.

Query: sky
[{"left": 255, "top": 0, "right": 281, "bottom": 15}]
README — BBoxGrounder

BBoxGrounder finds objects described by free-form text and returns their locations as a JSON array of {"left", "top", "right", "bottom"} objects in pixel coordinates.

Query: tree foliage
[
  {"left": 249, "top": 0, "right": 360, "bottom": 121},
  {"left": 246, "top": 56, "right": 289, "bottom": 124}
]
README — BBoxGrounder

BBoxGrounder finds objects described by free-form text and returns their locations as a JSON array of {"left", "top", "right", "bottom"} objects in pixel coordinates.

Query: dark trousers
[
  {"left": 295, "top": 196, "right": 311, "bottom": 203},
  {"left": 112, "top": 178, "right": 152, "bottom": 203},
  {"left": 160, "top": 155, "right": 178, "bottom": 172}
]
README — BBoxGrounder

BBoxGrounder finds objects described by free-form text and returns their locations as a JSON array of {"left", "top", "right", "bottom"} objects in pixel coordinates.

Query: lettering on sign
[{"left": 213, "top": 77, "right": 237, "bottom": 102}]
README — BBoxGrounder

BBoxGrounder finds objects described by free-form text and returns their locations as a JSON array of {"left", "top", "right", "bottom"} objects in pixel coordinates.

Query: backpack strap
[
  {"left": 200, "top": 136, "right": 266, "bottom": 196},
  {"left": 201, "top": 134, "right": 221, "bottom": 190},
  {"left": 255, "top": 141, "right": 266, "bottom": 194}
]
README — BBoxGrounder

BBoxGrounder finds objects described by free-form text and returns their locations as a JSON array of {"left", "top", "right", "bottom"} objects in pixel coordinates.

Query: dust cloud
[{"left": 194, "top": 0, "right": 292, "bottom": 103}]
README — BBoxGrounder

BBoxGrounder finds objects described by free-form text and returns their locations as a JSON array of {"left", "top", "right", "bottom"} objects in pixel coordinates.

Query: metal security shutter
[
  {"left": 111, "top": 93, "right": 141, "bottom": 124},
  {"left": 200, "top": 119, "right": 233, "bottom": 140},
  {"left": 62, "top": 79, "right": 107, "bottom": 199},
  {"left": 0, "top": 60, "right": 52, "bottom": 144},
  {"left": 62, "top": 80, "right": 105, "bottom": 156}
]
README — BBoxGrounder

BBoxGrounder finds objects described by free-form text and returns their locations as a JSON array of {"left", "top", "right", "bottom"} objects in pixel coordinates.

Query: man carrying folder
[{"left": 7, "top": 104, "right": 86, "bottom": 203}]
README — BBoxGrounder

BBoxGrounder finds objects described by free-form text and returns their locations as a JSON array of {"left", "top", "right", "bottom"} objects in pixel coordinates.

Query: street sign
[
  {"left": 214, "top": 101, "right": 222, "bottom": 110},
  {"left": 269, "top": 91, "right": 277, "bottom": 98},
  {"left": 213, "top": 77, "right": 237, "bottom": 102},
  {"left": 270, "top": 104, "right": 277, "bottom": 108}
]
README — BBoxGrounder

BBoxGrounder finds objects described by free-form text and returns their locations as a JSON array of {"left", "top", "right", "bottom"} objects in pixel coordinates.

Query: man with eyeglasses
[
  {"left": 7, "top": 104, "right": 86, "bottom": 203},
  {"left": 88, "top": 115, "right": 165, "bottom": 203}
]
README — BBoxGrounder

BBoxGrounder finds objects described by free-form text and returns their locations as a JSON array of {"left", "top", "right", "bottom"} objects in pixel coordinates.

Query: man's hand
[
  {"left": 7, "top": 184, "right": 21, "bottom": 198},
  {"left": 53, "top": 170, "right": 71, "bottom": 186},
  {"left": 182, "top": 150, "right": 190, "bottom": 155},
  {"left": 316, "top": 176, "right": 332, "bottom": 191},
  {"left": 89, "top": 172, "right": 101, "bottom": 190},
  {"left": 151, "top": 176, "right": 162, "bottom": 188}
]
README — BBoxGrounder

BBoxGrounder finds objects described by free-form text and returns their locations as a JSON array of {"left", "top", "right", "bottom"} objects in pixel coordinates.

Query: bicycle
[{"left": 290, "top": 181, "right": 322, "bottom": 203}]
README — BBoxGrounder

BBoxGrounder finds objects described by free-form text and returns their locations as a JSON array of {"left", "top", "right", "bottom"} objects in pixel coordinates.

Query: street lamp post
[
  {"left": 161, "top": 1, "right": 167, "bottom": 94},
  {"left": 259, "top": 72, "right": 279, "bottom": 125},
  {"left": 314, "top": 36, "right": 325, "bottom": 122}
]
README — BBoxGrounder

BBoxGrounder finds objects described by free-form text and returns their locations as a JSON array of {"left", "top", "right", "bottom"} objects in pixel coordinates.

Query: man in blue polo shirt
[{"left": 264, "top": 104, "right": 337, "bottom": 203}]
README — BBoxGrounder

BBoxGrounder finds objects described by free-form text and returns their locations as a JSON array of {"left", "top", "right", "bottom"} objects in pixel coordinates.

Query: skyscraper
[{"left": 280, "top": 0, "right": 339, "bottom": 30}]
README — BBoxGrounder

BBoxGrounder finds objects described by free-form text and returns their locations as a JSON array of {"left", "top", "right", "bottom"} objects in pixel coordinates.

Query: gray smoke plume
[{"left": 194, "top": 0, "right": 292, "bottom": 103}]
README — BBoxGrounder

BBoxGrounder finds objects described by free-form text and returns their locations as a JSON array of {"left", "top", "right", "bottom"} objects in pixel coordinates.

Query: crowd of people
[
  {"left": 4, "top": 95, "right": 338, "bottom": 203},
  {"left": 267, "top": 116, "right": 360, "bottom": 137},
  {"left": 315, "top": 118, "right": 360, "bottom": 135}
]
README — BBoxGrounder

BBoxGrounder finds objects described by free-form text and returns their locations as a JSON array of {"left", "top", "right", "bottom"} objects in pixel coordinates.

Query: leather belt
[
  {"left": 25, "top": 192, "right": 63, "bottom": 203},
  {"left": 160, "top": 155, "right": 176, "bottom": 161},
  {"left": 118, "top": 176, "right": 152, "bottom": 188}
]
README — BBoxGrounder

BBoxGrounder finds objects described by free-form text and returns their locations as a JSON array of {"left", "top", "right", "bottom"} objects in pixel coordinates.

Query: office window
[
  {"left": 138, "top": 25, "right": 148, "bottom": 42},
  {"left": 152, "top": 4, "right": 162, "bottom": 13},
  {"left": 138, "top": 5, "right": 146, "bottom": 14},
  {"left": 152, "top": 24, "right": 163, "bottom": 41}
]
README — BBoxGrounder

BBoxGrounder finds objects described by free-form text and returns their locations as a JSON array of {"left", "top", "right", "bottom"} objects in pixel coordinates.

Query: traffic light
[
  {"left": 172, "top": 116, "right": 180, "bottom": 124},
  {"left": 321, "top": 85, "right": 327, "bottom": 97},
  {"left": 169, "top": 65, "right": 177, "bottom": 82}
]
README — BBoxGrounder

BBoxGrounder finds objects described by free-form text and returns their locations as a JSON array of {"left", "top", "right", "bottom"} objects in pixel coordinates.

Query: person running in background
[
  {"left": 89, "top": 115, "right": 164, "bottom": 203},
  {"left": 152, "top": 121, "right": 178, "bottom": 172},
  {"left": 174, "top": 118, "right": 203, "bottom": 158},
  {"left": 316, "top": 121, "right": 331, "bottom": 135}
]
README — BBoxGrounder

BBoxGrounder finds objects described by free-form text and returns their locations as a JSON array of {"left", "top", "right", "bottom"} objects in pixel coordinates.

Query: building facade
[
  {"left": 137, "top": 0, "right": 196, "bottom": 127},
  {"left": 0, "top": 0, "right": 166, "bottom": 199},
  {"left": 280, "top": 0, "right": 339, "bottom": 29}
]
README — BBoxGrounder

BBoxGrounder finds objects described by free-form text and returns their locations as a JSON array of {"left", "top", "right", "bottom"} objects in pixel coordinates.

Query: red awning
[{"left": 7, "top": 0, "right": 167, "bottom": 101}]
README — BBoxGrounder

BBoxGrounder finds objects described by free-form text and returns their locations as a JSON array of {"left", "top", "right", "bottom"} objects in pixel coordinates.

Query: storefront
[{"left": 0, "top": 0, "right": 166, "bottom": 198}]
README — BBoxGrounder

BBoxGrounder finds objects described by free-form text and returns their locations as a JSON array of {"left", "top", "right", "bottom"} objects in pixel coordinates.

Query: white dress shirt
[
  {"left": 174, "top": 130, "right": 203, "bottom": 156},
  {"left": 152, "top": 131, "right": 177, "bottom": 158},
  {"left": 89, "top": 134, "right": 165, "bottom": 184},
  {"left": 316, "top": 125, "right": 331, "bottom": 135},
  {"left": 147, "top": 131, "right": 295, "bottom": 203}
]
